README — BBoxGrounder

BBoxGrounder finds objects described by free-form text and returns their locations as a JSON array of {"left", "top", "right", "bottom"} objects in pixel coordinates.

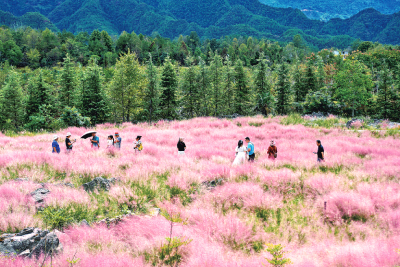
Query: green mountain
[
  {"left": 0, "top": 11, "right": 58, "bottom": 32},
  {"left": 259, "top": 0, "right": 400, "bottom": 21},
  {"left": 1, "top": 0, "right": 400, "bottom": 47}
]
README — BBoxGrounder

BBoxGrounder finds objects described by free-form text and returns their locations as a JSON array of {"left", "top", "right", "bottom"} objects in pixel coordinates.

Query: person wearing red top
[{"left": 267, "top": 140, "right": 277, "bottom": 159}]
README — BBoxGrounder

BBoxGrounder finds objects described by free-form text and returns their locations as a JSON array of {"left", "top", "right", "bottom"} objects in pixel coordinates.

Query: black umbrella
[{"left": 81, "top": 131, "right": 97, "bottom": 139}]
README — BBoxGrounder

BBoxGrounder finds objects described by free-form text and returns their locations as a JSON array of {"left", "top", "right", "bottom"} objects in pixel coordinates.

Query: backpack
[{"left": 137, "top": 141, "right": 143, "bottom": 151}]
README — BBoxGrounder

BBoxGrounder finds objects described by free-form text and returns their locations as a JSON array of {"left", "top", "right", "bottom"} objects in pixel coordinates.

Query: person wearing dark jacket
[
  {"left": 177, "top": 137, "right": 186, "bottom": 156},
  {"left": 65, "top": 132, "right": 76, "bottom": 152},
  {"left": 314, "top": 140, "right": 324, "bottom": 162},
  {"left": 267, "top": 140, "right": 277, "bottom": 159}
]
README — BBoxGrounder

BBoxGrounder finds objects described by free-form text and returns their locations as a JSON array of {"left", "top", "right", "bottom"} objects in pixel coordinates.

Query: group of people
[
  {"left": 51, "top": 132, "right": 143, "bottom": 153},
  {"left": 52, "top": 132, "right": 325, "bottom": 163}
]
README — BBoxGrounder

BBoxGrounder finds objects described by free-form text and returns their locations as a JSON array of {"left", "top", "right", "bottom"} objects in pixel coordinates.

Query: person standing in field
[
  {"left": 177, "top": 137, "right": 186, "bottom": 156},
  {"left": 267, "top": 140, "right": 277, "bottom": 159},
  {"left": 114, "top": 132, "right": 122, "bottom": 149},
  {"left": 134, "top": 136, "right": 143, "bottom": 153},
  {"left": 107, "top": 135, "right": 114, "bottom": 148},
  {"left": 65, "top": 132, "right": 76, "bottom": 152},
  {"left": 314, "top": 140, "right": 324, "bottom": 162},
  {"left": 245, "top": 137, "right": 255, "bottom": 162},
  {"left": 91, "top": 132, "right": 100, "bottom": 149},
  {"left": 52, "top": 135, "right": 60, "bottom": 154},
  {"left": 233, "top": 140, "right": 247, "bottom": 165}
]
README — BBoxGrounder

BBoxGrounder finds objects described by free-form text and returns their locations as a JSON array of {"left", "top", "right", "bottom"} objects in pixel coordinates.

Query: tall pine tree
[
  {"left": 234, "top": 60, "right": 251, "bottom": 115},
  {"left": 292, "top": 64, "right": 307, "bottom": 102},
  {"left": 305, "top": 63, "right": 317, "bottom": 93},
  {"left": 109, "top": 51, "right": 145, "bottom": 122},
  {"left": 160, "top": 57, "right": 177, "bottom": 120},
  {"left": 210, "top": 54, "right": 223, "bottom": 116},
  {"left": 25, "top": 70, "right": 51, "bottom": 121},
  {"left": 144, "top": 54, "right": 161, "bottom": 123},
  {"left": 0, "top": 71, "right": 24, "bottom": 130},
  {"left": 276, "top": 63, "right": 291, "bottom": 114},
  {"left": 181, "top": 57, "right": 199, "bottom": 118},
  {"left": 222, "top": 56, "right": 235, "bottom": 115},
  {"left": 376, "top": 67, "right": 396, "bottom": 119},
  {"left": 198, "top": 58, "right": 210, "bottom": 116},
  {"left": 81, "top": 58, "right": 109, "bottom": 125},
  {"left": 60, "top": 54, "right": 76, "bottom": 107}
]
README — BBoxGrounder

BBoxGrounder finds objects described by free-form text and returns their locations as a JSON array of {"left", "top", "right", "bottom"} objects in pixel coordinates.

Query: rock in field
[
  {"left": 0, "top": 228, "right": 61, "bottom": 258},
  {"left": 82, "top": 177, "right": 117, "bottom": 192},
  {"left": 30, "top": 188, "right": 50, "bottom": 203}
]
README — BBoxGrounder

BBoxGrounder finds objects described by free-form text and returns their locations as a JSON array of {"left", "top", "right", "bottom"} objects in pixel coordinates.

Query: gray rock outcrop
[
  {"left": 82, "top": 177, "right": 117, "bottom": 192},
  {"left": 0, "top": 228, "right": 61, "bottom": 258},
  {"left": 30, "top": 188, "right": 50, "bottom": 203}
]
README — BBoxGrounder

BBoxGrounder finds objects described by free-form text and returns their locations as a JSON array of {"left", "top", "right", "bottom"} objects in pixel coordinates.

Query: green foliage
[
  {"left": 234, "top": 59, "right": 252, "bottom": 115},
  {"left": 80, "top": 58, "right": 110, "bottom": 125},
  {"left": 160, "top": 57, "right": 178, "bottom": 120},
  {"left": 60, "top": 54, "right": 76, "bottom": 107},
  {"left": 108, "top": 51, "right": 145, "bottom": 122},
  {"left": 333, "top": 60, "right": 373, "bottom": 117},
  {"left": 25, "top": 104, "right": 65, "bottom": 132},
  {"left": 276, "top": 63, "right": 291, "bottom": 115},
  {"left": 38, "top": 206, "right": 75, "bottom": 231},
  {"left": 143, "top": 54, "right": 161, "bottom": 123},
  {"left": 265, "top": 243, "right": 292, "bottom": 267},
  {"left": 0, "top": 71, "right": 24, "bottom": 131},
  {"left": 61, "top": 106, "right": 91, "bottom": 127}
]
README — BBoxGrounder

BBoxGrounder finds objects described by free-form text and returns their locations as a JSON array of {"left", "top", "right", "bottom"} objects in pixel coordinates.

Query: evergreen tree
[
  {"left": 316, "top": 56, "right": 326, "bottom": 90},
  {"left": 305, "top": 63, "right": 318, "bottom": 93},
  {"left": 144, "top": 54, "right": 161, "bottom": 123},
  {"left": 160, "top": 57, "right": 177, "bottom": 120},
  {"left": 234, "top": 60, "right": 251, "bottom": 115},
  {"left": 109, "top": 51, "right": 145, "bottom": 122},
  {"left": 222, "top": 56, "right": 235, "bottom": 115},
  {"left": 0, "top": 71, "right": 24, "bottom": 130},
  {"left": 81, "top": 58, "right": 109, "bottom": 125},
  {"left": 25, "top": 70, "right": 51, "bottom": 121},
  {"left": 376, "top": 67, "right": 396, "bottom": 119},
  {"left": 292, "top": 64, "right": 307, "bottom": 102},
  {"left": 60, "top": 54, "right": 76, "bottom": 107},
  {"left": 198, "top": 58, "right": 210, "bottom": 116},
  {"left": 255, "top": 55, "right": 274, "bottom": 114},
  {"left": 181, "top": 57, "right": 199, "bottom": 118},
  {"left": 276, "top": 63, "right": 291, "bottom": 114},
  {"left": 210, "top": 54, "right": 223, "bottom": 116},
  {"left": 254, "top": 55, "right": 270, "bottom": 95}
]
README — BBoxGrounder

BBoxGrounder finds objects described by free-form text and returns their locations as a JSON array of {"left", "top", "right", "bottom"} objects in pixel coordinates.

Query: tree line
[{"left": 0, "top": 27, "right": 400, "bottom": 132}]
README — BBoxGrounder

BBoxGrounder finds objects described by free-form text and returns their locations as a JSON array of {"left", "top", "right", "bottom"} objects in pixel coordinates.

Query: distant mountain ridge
[
  {"left": 259, "top": 0, "right": 400, "bottom": 21},
  {"left": 1, "top": 0, "right": 400, "bottom": 47}
]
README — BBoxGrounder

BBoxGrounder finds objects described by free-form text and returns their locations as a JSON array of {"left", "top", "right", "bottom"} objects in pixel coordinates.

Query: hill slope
[
  {"left": 1, "top": 0, "right": 400, "bottom": 46},
  {"left": 259, "top": 0, "right": 400, "bottom": 21}
]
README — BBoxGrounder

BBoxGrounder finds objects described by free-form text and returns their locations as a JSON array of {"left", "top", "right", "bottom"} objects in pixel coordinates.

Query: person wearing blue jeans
[{"left": 245, "top": 137, "right": 255, "bottom": 162}]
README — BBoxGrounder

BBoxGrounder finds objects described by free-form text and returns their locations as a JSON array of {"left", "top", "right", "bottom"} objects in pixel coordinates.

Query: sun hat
[
  {"left": 115, "top": 132, "right": 119, "bottom": 135},
  {"left": 66, "top": 132, "right": 71, "bottom": 137},
  {"left": 53, "top": 135, "right": 58, "bottom": 140}
]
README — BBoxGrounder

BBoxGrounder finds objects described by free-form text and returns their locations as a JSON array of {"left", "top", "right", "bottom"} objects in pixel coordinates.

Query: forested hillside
[
  {"left": 0, "top": 26, "right": 399, "bottom": 132},
  {"left": 259, "top": 0, "right": 400, "bottom": 21},
  {"left": 1, "top": 0, "right": 400, "bottom": 47}
]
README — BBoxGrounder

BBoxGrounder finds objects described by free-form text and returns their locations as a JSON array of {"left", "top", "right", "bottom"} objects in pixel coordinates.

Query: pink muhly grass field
[{"left": 0, "top": 116, "right": 400, "bottom": 266}]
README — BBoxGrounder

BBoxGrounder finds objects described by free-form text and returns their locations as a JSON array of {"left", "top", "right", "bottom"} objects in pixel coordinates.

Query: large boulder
[
  {"left": 82, "top": 177, "right": 117, "bottom": 192},
  {"left": 0, "top": 228, "right": 61, "bottom": 258}
]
